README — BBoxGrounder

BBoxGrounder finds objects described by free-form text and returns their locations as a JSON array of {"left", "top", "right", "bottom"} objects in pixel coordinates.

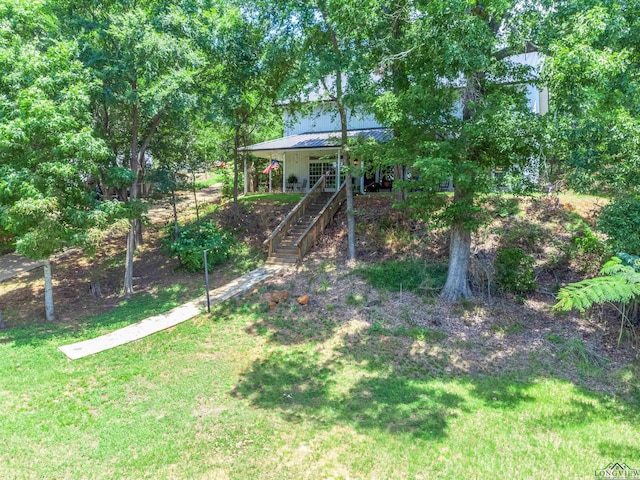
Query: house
[{"left": 243, "top": 52, "right": 548, "bottom": 195}]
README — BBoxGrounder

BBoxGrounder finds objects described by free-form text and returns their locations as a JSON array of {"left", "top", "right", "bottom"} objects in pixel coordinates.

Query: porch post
[
  {"left": 282, "top": 153, "right": 286, "bottom": 192},
  {"left": 360, "top": 160, "right": 365, "bottom": 194},
  {"left": 337, "top": 150, "right": 341, "bottom": 190},
  {"left": 243, "top": 156, "right": 248, "bottom": 196},
  {"left": 269, "top": 168, "right": 272, "bottom": 193}
]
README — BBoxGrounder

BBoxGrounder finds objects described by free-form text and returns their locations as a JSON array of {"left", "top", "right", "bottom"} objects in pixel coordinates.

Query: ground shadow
[
  {"left": 233, "top": 299, "right": 640, "bottom": 443},
  {"left": 231, "top": 348, "right": 465, "bottom": 440}
]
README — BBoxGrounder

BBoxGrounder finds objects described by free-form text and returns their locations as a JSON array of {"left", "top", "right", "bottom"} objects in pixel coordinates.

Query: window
[{"left": 309, "top": 158, "right": 337, "bottom": 189}]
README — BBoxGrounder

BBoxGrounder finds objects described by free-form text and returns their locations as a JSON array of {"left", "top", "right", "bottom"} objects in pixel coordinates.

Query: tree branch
[{"left": 139, "top": 109, "right": 164, "bottom": 159}]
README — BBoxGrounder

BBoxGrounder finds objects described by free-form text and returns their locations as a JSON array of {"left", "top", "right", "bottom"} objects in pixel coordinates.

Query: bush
[
  {"left": 487, "top": 196, "right": 521, "bottom": 218},
  {"left": 565, "top": 226, "right": 609, "bottom": 274},
  {"left": 494, "top": 247, "right": 537, "bottom": 294},
  {"left": 500, "top": 220, "right": 546, "bottom": 252},
  {"left": 165, "top": 221, "right": 234, "bottom": 273},
  {"left": 598, "top": 196, "right": 640, "bottom": 255}
]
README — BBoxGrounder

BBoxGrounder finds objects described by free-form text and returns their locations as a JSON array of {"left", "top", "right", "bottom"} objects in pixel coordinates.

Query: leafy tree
[
  {"left": 260, "top": 0, "right": 379, "bottom": 262},
  {"left": 208, "top": 3, "right": 290, "bottom": 207},
  {"left": 540, "top": 1, "right": 640, "bottom": 196},
  {"left": 54, "top": 0, "right": 215, "bottom": 296},
  {"left": 358, "top": 0, "right": 544, "bottom": 300},
  {"left": 0, "top": 0, "right": 113, "bottom": 321}
]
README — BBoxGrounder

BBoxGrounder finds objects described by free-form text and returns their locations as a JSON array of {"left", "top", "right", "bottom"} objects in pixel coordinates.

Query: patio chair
[{"left": 297, "top": 179, "right": 307, "bottom": 191}]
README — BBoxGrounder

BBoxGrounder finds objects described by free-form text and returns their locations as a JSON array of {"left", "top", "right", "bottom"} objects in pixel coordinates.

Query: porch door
[{"left": 309, "top": 160, "right": 337, "bottom": 191}]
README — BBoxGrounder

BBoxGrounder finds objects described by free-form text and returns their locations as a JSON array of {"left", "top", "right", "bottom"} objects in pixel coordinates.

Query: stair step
[
  {"left": 267, "top": 255, "right": 298, "bottom": 264},
  {"left": 274, "top": 246, "right": 298, "bottom": 253}
]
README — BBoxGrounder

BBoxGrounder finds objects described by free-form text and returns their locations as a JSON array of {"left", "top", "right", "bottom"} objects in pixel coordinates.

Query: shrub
[
  {"left": 598, "top": 196, "right": 640, "bottom": 255},
  {"left": 494, "top": 247, "right": 537, "bottom": 294},
  {"left": 565, "top": 226, "right": 609, "bottom": 274},
  {"left": 488, "top": 196, "right": 521, "bottom": 218},
  {"left": 500, "top": 220, "right": 546, "bottom": 252},
  {"left": 165, "top": 221, "right": 234, "bottom": 272}
]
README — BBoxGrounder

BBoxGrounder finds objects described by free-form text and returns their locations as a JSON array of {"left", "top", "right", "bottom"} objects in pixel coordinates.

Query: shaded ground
[
  {"left": 0, "top": 185, "right": 294, "bottom": 329},
  {"left": 242, "top": 192, "right": 637, "bottom": 401}
]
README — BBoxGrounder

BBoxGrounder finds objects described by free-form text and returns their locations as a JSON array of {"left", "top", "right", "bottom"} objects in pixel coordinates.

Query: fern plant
[{"left": 554, "top": 254, "right": 640, "bottom": 344}]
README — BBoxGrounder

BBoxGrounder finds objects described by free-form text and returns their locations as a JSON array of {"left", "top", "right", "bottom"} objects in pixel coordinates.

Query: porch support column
[
  {"left": 337, "top": 150, "right": 341, "bottom": 190},
  {"left": 282, "top": 153, "right": 286, "bottom": 192},
  {"left": 268, "top": 155, "right": 272, "bottom": 193},
  {"left": 243, "top": 156, "right": 248, "bottom": 196},
  {"left": 360, "top": 161, "right": 365, "bottom": 194}
]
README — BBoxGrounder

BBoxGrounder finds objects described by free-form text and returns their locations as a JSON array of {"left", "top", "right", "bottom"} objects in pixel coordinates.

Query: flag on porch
[{"left": 262, "top": 160, "right": 279, "bottom": 174}]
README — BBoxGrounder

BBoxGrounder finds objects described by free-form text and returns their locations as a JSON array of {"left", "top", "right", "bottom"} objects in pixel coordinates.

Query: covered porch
[{"left": 241, "top": 128, "right": 391, "bottom": 195}]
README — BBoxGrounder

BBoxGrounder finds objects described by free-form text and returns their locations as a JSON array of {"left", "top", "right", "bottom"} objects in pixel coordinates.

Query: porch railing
[
  {"left": 263, "top": 172, "right": 328, "bottom": 257},
  {"left": 295, "top": 182, "right": 347, "bottom": 261}
]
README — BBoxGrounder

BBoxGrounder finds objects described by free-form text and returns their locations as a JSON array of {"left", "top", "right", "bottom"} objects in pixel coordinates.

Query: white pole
[
  {"left": 269, "top": 168, "right": 272, "bottom": 193},
  {"left": 282, "top": 153, "right": 286, "bottom": 192},
  {"left": 337, "top": 150, "right": 341, "bottom": 190},
  {"left": 243, "top": 156, "right": 248, "bottom": 195}
]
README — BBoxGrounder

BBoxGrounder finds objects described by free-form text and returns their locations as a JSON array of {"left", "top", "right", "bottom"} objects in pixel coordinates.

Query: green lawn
[
  {"left": 1, "top": 292, "right": 639, "bottom": 479},
  {"left": 240, "top": 192, "right": 303, "bottom": 204}
]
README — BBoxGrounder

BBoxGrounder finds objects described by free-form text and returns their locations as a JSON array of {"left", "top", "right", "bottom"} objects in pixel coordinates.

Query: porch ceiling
[{"left": 241, "top": 128, "right": 391, "bottom": 155}]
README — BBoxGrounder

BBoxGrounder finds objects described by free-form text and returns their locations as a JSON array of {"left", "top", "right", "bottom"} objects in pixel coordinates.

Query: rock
[
  {"left": 262, "top": 290, "right": 288, "bottom": 306},
  {"left": 297, "top": 294, "right": 310, "bottom": 305},
  {"left": 270, "top": 290, "right": 288, "bottom": 303}
]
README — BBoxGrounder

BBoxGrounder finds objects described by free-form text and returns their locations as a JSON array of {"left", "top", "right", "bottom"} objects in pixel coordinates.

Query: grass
[
  {"left": 239, "top": 192, "right": 303, "bottom": 205},
  {"left": 1, "top": 290, "right": 639, "bottom": 479},
  {"left": 354, "top": 259, "right": 448, "bottom": 293},
  {"left": 192, "top": 171, "right": 226, "bottom": 189}
]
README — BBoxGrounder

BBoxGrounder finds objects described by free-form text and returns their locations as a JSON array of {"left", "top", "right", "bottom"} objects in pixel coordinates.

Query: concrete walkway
[
  {"left": 0, "top": 253, "right": 44, "bottom": 282},
  {"left": 58, "top": 264, "right": 287, "bottom": 360}
]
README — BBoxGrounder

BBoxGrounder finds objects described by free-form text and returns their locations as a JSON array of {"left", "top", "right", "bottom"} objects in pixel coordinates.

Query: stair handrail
[
  {"left": 263, "top": 172, "right": 327, "bottom": 257},
  {"left": 294, "top": 182, "right": 347, "bottom": 261}
]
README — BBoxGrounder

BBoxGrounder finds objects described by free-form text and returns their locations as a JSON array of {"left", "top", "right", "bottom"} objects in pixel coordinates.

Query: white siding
[
  {"left": 284, "top": 107, "right": 383, "bottom": 136},
  {"left": 282, "top": 150, "right": 340, "bottom": 192}
]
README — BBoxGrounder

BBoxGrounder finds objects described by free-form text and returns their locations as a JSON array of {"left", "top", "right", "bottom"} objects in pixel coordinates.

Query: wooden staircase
[{"left": 264, "top": 173, "right": 347, "bottom": 265}]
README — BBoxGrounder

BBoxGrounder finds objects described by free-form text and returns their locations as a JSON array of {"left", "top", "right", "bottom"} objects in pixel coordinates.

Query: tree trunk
[
  {"left": 124, "top": 219, "right": 136, "bottom": 297},
  {"left": 0, "top": 308, "right": 5, "bottom": 329},
  {"left": 43, "top": 258, "right": 55, "bottom": 321},
  {"left": 440, "top": 222, "right": 473, "bottom": 301},
  {"left": 330, "top": 46, "right": 356, "bottom": 263},
  {"left": 393, "top": 164, "right": 407, "bottom": 203},
  {"left": 89, "top": 281, "right": 102, "bottom": 298},
  {"left": 134, "top": 220, "right": 143, "bottom": 248},
  {"left": 345, "top": 170, "right": 356, "bottom": 261},
  {"left": 124, "top": 98, "right": 140, "bottom": 298}
]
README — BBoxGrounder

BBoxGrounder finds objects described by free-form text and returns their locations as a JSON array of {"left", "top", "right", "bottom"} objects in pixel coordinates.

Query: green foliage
[
  {"left": 598, "top": 196, "right": 640, "bottom": 255},
  {"left": 542, "top": 2, "right": 640, "bottom": 196},
  {"left": 494, "top": 248, "right": 537, "bottom": 294},
  {"left": 487, "top": 196, "right": 521, "bottom": 218},
  {"left": 103, "top": 166, "right": 137, "bottom": 190},
  {"left": 555, "top": 256, "right": 640, "bottom": 313},
  {"left": 0, "top": 1, "right": 112, "bottom": 260},
  {"left": 562, "top": 226, "right": 610, "bottom": 274},
  {"left": 165, "top": 221, "right": 235, "bottom": 273},
  {"left": 500, "top": 221, "right": 546, "bottom": 252},
  {"left": 219, "top": 167, "right": 235, "bottom": 200},
  {"left": 354, "top": 260, "right": 448, "bottom": 293},
  {"left": 559, "top": 338, "right": 609, "bottom": 372}
]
